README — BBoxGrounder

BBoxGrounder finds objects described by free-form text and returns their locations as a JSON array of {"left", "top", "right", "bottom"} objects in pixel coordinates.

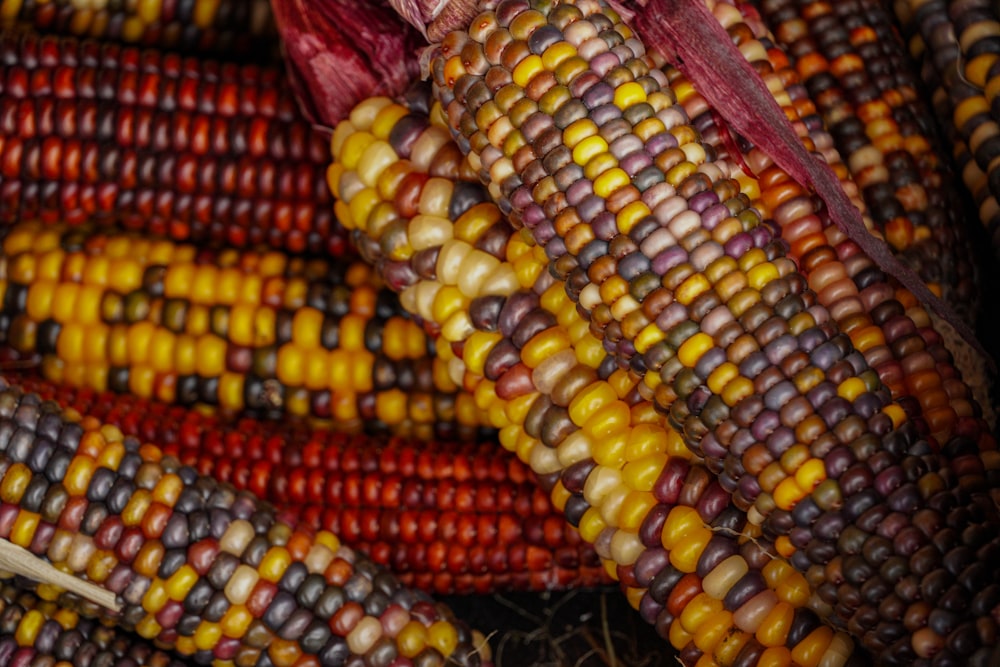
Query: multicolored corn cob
[
  {"left": 752, "top": 0, "right": 980, "bottom": 321},
  {"left": 890, "top": 0, "right": 1000, "bottom": 252},
  {"left": 0, "top": 0, "right": 278, "bottom": 60},
  {"left": 0, "top": 583, "right": 188, "bottom": 667},
  {"left": 428, "top": 0, "right": 1000, "bottom": 664},
  {"left": 0, "top": 31, "right": 347, "bottom": 256},
  {"left": 658, "top": 0, "right": 993, "bottom": 434},
  {"left": 0, "top": 222, "right": 487, "bottom": 438},
  {"left": 13, "top": 373, "right": 609, "bottom": 595},
  {"left": 0, "top": 377, "right": 491, "bottom": 666},
  {"left": 332, "top": 95, "right": 866, "bottom": 665}
]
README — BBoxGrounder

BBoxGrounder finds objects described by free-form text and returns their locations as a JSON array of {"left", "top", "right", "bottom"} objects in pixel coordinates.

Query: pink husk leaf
[{"left": 271, "top": 0, "right": 425, "bottom": 128}]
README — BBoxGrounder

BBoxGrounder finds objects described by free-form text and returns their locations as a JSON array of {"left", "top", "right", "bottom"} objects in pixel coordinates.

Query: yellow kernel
[
  {"left": 428, "top": 621, "right": 459, "bottom": 657},
  {"left": 837, "top": 377, "right": 867, "bottom": 401},
  {"left": 747, "top": 262, "right": 779, "bottom": 290},
  {"left": 677, "top": 332, "right": 713, "bottom": 368},
  {"left": 194, "top": 621, "right": 222, "bottom": 651},
  {"left": 614, "top": 81, "right": 647, "bottom": 109},
  {"left": 520, "top": 329, "right": 572, "bottom": 369},
  {"left": 721, "top": 376, "right": 754, "bottom": 406},
  {"left": 670, "top": 525, "right": 712, "bottom": 572},
  {"left": 617, "top": 490, "right": 658, "bottom": 532},
  {"left": 165, "top": 565, "right": 199, "bottom": 601},
  {"left": 541, "top": 41, "right": 575, "bottom": 70},
  {"left": 562, "top": 118, "right": 599, "bottom": 148},
  {"left": 634, "top": 323, "right": 667, "bottom": 355},
  {"left": 397, "top": 621, "right": 428, "bottom": 659},
  {"left": 707, "top": 361, "right": 739, "bottom": 394},
  {"left": 259, "top": 546, "right": 292, "bottom": 583},
  {"left": 883, "top": 404, "right": 906, "bottom": 429},
  {"left": 756, "top": 602, "right": 794, "bottom": 647},
  {"left": 622, "top": 453, "right": 668, "bottom": 492},
  {"left": 371, "top": 104, "right": 409, "bottom": 140},
  {"left": 615, "top": 200, "right": 650, "bottom": 234},
  {"left": 512, "top": 54, "right": 544, "bottom": 87},
  {"left": 593, "top": 167, "right": 630, "bottom": 199},
  {"left": 134, "top": 615, "right": 162, "bottom": 640},
  {"left": 142, "top": 580, "right": 169, "bottom": 614},
  {"left": 773, "top": 476, "right": 804, "bottom": 511},
  {"left": 573, "top": 134, "right": 609, "bottom": 166},
  {"left": 795, "top": 458, "right": 827, "bottom": 492},
  {"left": 791, "top": 626, "right": 834, "bottom": 667},
  {"left": 661, "top": 505, "right": 703, "bottom": 551},
  {"left": 577, "top": 506, "right": 607, "bottom": 544},
  {"left": 679, "top": 593, "right": 723, "bottom": 634},
  {"left": 568, "top": 381, "right": 618, "bottom": 427},
  {"left": 693, "top": 609, "right": 733, "bottom": 654}
]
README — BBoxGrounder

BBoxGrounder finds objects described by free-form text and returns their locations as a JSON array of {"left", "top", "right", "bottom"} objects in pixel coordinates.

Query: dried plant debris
[{"left": 442, "top": 590, "right": 678, "bottom": 667}]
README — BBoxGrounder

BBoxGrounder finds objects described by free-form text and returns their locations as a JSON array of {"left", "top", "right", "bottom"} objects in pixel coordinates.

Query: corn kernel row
[
  {"left": 332, "top": 97, "right": 861, "bottom": 665},
  {"left": 1, "top": 0, "right": 278, "bottom": 61},
  {"left": 12, "top": 373, "right": 609, "bottom": 594},
  {"left": 0, "top": 222, "right": 487, "bottom": 438},
  {"left": 0, "top": 377, "right": 491, "bottom": 666},
  {"left": 430, "top": 0, "right": 1000, "bottom": 663},
  {"left": 0, "top": 31, "right": 347, "bottom": 256}
]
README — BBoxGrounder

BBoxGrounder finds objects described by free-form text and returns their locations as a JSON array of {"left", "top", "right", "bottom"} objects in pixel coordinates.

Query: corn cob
[
  {"left": 659, "top": 0, "right": 993, "bottom": 437},
  {"left": 332, "top": 98, "right": 865, "bottom": 665},
  {"left": 0, "top": 31, "right": 347, "bottom": 257},
  {"left": 1, "top": 0, "right": 278, "bottom": 61},
  {"left": 429, "top": 0, "right": 1000, "bottom": 664},
  {"left": 0, "top": 377, "right": 491, "bottom": 666},
  {"left": 0, "top": 583, "right": 188, "bottom": 667},
  {"left": 889, "top": 0, "right": 1000, "bottom": 254},
  {"left": 895, "top": 0, "right": 1000, "bottom": 207},
  {"left": 751, "top": 0, "right": 979, "bottom": 321},
  {"left": 11, "top": 374, "right": 609, "bottom": 595},
  {"left": 336, "top": 51, "right": 984, "bottom": 664},
  {"left": 0, "top": 222, "right": 487, "bottom": 439}
]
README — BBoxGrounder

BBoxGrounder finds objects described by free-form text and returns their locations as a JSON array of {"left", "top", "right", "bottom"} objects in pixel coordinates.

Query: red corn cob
[{"left": 0, "top": 31, "right": 348, "bottom": 257}]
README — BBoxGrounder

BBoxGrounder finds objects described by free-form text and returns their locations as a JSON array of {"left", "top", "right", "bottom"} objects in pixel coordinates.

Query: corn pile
[{"left": 0, "top": 0, "right": 998, "bottom": 665}]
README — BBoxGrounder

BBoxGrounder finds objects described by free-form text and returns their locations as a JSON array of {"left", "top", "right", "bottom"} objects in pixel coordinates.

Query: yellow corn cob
[{"left": 0, "top": 221, "right": 487, "bottom": 439}]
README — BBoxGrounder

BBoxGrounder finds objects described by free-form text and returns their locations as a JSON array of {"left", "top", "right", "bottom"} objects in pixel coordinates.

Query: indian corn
[
  {"left": 0, "top": 582, "right": 187, "bottom": 667},
  {"left": 332, "top": 96, "right": 863, "bottom": 665},
  {"left": 0, "top": 377, "right": 491, "bottom": 666},
  {"left": 429, "top": 0, "right": 1000, "bottom": 663},
  {"left": 0, "top": 0, "right": 277, "bottom": 60},
  {"left": 890, "top": 0, "right": 1000, "bottom": 256},
  {"left": 753, "top": 0, "right": 979, "bottom": 320},
  {"left": 0, "top": 221, "right": 487, "bottom": 438},
  {"left": 0, "top": 31, "right": 346, "bottom": 256},
  {"left": 13, "top": 373, "right": 609, "bottom": 595}
]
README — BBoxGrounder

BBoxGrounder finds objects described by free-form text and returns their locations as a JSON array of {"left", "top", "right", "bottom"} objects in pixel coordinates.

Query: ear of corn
[
  {"left": 332, "top": 94, "right": 865, "bottom": 665},
  {"left": 662, "top": 0, "right": 993, "bottom": 437},
  {"left": 0, "top": 31, "right": 346, "bottom": 257},
  {"left": 889, "top": 0, "right": 1000, "bottom": 253},
  {"left": 429, "top": 0, "right": 1000, "bottom": 664},
  {"left": 0, "top": 377, "right": 491, "bottom": 666},
  {"left": 13, "top": 373, "right": 610, "bottom": 595},
  {"left": 751, "top": 0, "right": 980, "bottom": 323},
  {"left": 0, "top": 222, "right": 488, "bottom": 439},
  {"left": 0, "top": 582, "right": 189, "bottom": 667},
  {"left": 1, "top": 0, "right": 278, "bottom": 61}
]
